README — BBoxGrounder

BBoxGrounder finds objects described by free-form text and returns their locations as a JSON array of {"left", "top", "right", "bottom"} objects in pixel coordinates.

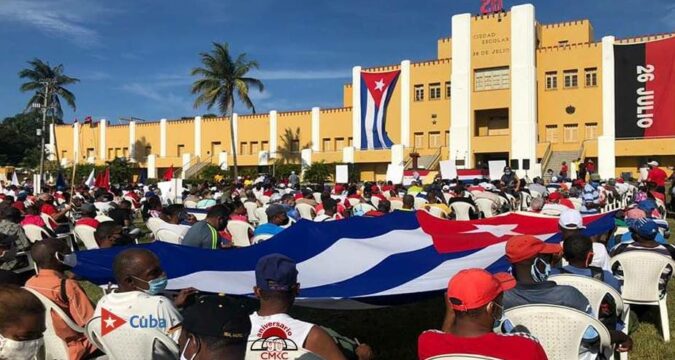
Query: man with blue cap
[{"left": 248, "top": 254, "right": 373, "bottom": 360}]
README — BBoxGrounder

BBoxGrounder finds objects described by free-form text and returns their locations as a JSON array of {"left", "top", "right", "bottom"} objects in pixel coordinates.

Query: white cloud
[
  {"left": 0, "top": 0, "right": 113, "bottom": 47},
  {"left": 251, "top": 69, "right": 350, "bottom": 80}
]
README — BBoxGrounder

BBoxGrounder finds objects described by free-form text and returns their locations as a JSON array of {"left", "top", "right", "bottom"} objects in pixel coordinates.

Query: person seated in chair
[
  {"left": 75, "top": 203, "right": 99, "bottom": 229},
  {"left": 253, "top": 205, "right": 288, "bottom": 238},
  {"left": 418, "top": 268, "right": 548, "bottom": 360},
  {"left": 26, "top": 238, "right": 98, "bottom": 360},
  {"left": 0, "top": 285, "right": 46, "bottom": 360},
  {"left": 94, "top": 222, "right": 134, "bottom": 249}
]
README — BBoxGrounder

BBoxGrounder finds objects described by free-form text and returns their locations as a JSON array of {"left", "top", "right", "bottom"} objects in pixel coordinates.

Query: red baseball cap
[
  {"left": 506, "top": 235, "right": 562, "bottom": 264},
  {"left": 548, "top": 191, "right": 562, "bottom": 202},
  {"left": 447, "top": 269, "right": 515, "bottom": 311}
]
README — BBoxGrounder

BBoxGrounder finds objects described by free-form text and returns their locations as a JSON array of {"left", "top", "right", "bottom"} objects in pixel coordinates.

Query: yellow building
[{"left": 52, "top": 3, "right": 675, "bottom": 181}]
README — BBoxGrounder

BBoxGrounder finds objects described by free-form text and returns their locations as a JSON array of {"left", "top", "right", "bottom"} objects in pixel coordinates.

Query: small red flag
[
  {"left": 163, "top": 165, "right": 174, "bottom": 181},
  {"left": 100, "top": 308, "right": 126, "bottom": 336}
]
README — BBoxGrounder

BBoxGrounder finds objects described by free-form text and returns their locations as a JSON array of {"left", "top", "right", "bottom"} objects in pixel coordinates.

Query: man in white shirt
[
  {"left": 156, "top": 204, "right": 191, "bottom": 239},
  {"left": 559, "top": 209, "right": 611, "bottom": 271},
  {"left": 94, "top": 248, "right": 196, "bottom": 340},
  {"left": 314, "top": 198, "right": 337, "bottom": 222},
  {"left": 248, "top": 254, "right": 373, "bottom": 360}
]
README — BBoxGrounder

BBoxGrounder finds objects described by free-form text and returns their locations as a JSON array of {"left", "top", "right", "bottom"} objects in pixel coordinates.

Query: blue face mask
[
  {"left": 134, "top": 275, "right": 168, "bottom": 295},
  {"left": 530, "top": 257, "right": 551, "bottom": 283},
  {"left": 491, "top": 302, "right": 505, "bottom": 330}
]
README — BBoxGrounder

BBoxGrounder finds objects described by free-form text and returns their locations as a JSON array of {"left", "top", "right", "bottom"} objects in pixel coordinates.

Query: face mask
[
  {"left": 0, "top": 333, "right": 43, "bottom": 360},
  {"left": 134, "top": 275, "right": 168, "bottom": 295},
  {"left": 531, "top": 257, "right": 551, "bottom": 283},
  {"left": 505, "top": 171, "right": 511, "bottom": 175},
  {"left": 55, "top": 253, "right": 77, "bottom": 268},
  {"left": 0, "top": 247, "right": 17, "bottom": 262},
  {"left": 491, "top": 302, "right": 506, "bottom": 330},
  {"left": 180, "top": 337, "right": 197, "bottom": 360}
]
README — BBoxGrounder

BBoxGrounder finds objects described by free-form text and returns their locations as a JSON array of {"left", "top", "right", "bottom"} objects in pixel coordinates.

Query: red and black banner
[{"left": 614, "top": 36, "right": 675, "bottom": 138}]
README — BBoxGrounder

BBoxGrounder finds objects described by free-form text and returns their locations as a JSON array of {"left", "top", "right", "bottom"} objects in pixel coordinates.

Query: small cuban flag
[{"left": 360, "top": 70, "right": 400, "bottom": 150}]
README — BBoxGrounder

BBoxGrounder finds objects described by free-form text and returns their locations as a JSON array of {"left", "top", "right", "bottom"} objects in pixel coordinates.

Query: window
[
  {"left": 445, "top": 82, "right": 451, "bottom": 98},
  {"left": 335, "top": 137, "right": 345, "bottom": 151},
  {"left": 585, "top": 68, "right": 598, "bottom": 87},
  {"left": 414, "top": 132, "right": 424, "bottom": 148},
  {"left": 122, "top": 148, "right": 128, "bottom": 157},
  {"left": 250, "top": 141, "right": 259, "bottom": 154},
  {"left": 108, "top": 148, "right": 114, "bottom": 159},
  {"left": 545, "top": 71, "right": 557, "bottom": 90},
  {"left": 585, "top": 122, "right": 598, "bottom": 140},
  {"left": 429, "top": 83, "right": 441, "bottom": 100},
  {"left": 563, "top": 124, "right": 579, "bottom": 143},
  {"left": 487, "top": 118, "right": 509, "bottom": 136},
  {"left": 414, "top": 85, "right": 424, "bottom": 101},
  {"left": 563, "top": 70, "right": 578, "bottom": 88},
  {"left": 61, "top": 150, "right": 67, "bottom": 159},
  {"left": 545, "top": 125, "right": 559, "bottom": 143},
  {"left": 445, "top": 130, "right": 450, "bottom": 147},
  {"left": 347, "top": 137, "right": 353, "bottom": 147},
  {"left": 177, "top": 144, "right": 185, "bottom": 156},
  {"left": 322, "top": 138, "right": 333, "bottom": 152},
  {"left": 87, "top": 148, "right": 95, "bottom": 159},
  {"left": 114, "top": 148, "right": 121, "bottom": 158},
  {"left": 261, "top": 141, "right": 269, "bottom": 152},
  {"left": 558, "top": 40, "right": 569, "bottom": 46},
  {"left": 474, "top": 67, "right": 510, "bottom": 91},
  {"left": 291, "top": 140, "right": 300, "bottom": 152},
  {"left": 240, "top": 142, "right": 247, "bottom": 155},
  {"left": 429, "top": 132, "right": 441, "bottom": 148}
]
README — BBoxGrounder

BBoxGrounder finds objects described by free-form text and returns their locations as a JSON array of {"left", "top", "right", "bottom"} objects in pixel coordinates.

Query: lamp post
[{"left": 33, "top": 80, "right": 51, "bottom": 191}]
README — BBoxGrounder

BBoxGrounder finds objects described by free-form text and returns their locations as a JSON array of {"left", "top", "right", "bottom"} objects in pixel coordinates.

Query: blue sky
[{"left": 0, "top": 0, "right": 673, "bottom": 124}]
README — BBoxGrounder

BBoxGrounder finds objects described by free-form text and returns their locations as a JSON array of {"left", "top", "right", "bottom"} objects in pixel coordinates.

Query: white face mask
[
  {"left": 0, "top": 333, "right": 43, "bottom": 360},
  {"left": 180, "top": 337, "right": 196, "bottom": 360}
]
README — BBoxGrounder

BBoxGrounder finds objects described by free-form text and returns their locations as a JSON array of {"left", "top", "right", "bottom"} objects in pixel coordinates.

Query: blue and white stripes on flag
[
  {"left": 71, "top": 211, "right": 616, "bottom": 309},
  {"left": 360, "top": 70, "right": 399, "bottom": 150}
]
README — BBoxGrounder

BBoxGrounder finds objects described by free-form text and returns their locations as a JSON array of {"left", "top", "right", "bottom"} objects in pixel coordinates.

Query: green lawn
[{"left": 78, "top": 218, "right": 675, "bottom": 359}]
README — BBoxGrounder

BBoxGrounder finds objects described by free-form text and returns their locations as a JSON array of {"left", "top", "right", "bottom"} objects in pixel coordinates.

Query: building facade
[{"left": 52, "top": 3, "right": 675, "bottom": 181}]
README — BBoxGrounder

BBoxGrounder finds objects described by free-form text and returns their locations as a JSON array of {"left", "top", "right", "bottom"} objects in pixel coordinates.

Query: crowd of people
[{"left": 0, "top": 158, "right": 671, "bottom": 359}]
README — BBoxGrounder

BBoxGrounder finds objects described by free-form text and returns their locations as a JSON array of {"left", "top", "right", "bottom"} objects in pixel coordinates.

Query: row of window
[
  {"left": 413, "top": 131, "right": 450, "bottom": 149},
  {"left": 414, "top": 82, "right": 451, "bottom": 101},
  {"left": 321, "top": 137, "right": 354, "bottom": 152},
  {"left": 545, "top": 68, "right": 597, "bottom": 90},
  {"left": 544, "top": 122, "right": 598, "bottom": 143}
]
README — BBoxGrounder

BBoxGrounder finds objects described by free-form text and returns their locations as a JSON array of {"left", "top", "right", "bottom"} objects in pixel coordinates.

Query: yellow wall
[
  {"left": 201, "top": 117, "right": 231, "bottom": 163},
  {"left": 54, "top": 125, "right": 73, "bottom": 162},
  {"left": 539, "top": 20, "right": 593, "bottom": 47},
  {"left": 409, "top": 59, "right": 451, "bottom": 156},
  {"left": 343, "top": 84, "right": 352, "bottom": 108},
  {"left": 437, "top": 37, "right": 452, "bottom": 59},
  {"left": 319, "top": 107, "right": 352, "bottom": 158}
]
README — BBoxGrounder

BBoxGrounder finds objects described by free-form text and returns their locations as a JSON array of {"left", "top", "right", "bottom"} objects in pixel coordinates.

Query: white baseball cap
[
  {"left": 647, "top": 160, "right": 659, "bottom": 167},
  {"left": 559, "top": 210, "right": 586, "bottom": 230}
]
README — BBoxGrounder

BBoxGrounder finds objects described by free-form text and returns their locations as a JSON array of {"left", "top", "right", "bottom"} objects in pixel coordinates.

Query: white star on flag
[
  {"left": 374, "top": 79, "right": 385, "bottom": 91},
  {"left": 462, "top": 224, "right": 521, "bottom": 237},
  {"left": 104, "top": 317, "right": 116, "bottom": 328}
]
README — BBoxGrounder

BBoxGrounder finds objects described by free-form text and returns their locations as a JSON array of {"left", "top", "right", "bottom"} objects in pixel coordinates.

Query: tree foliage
[
  {"left": 0, "top": 112, "right": 43, "bottom": 168},
  {"left": 302, "top": 161, "right": 332, "bottom": 185},
  {"left": 191, "top": 42, "right": 264, "bottom": 179},
  {"left": 18, "top": 58, "right": 79, "bottom": 124}
]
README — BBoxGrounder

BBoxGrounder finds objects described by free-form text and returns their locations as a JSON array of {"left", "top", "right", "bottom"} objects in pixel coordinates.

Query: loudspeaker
[
  {"left": 522, "top": 159, "right": 531, "bottom": 170},
  {"left": 510, "top": 159, "right": 519, "bottom": 170}
]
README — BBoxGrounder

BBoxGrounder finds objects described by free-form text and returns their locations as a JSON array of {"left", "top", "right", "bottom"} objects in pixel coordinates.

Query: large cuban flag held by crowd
[
  {"left": 360, "top": 70, "right": 399, "bottom": 150},
  {"left": 73, "top": 211, "right": 615, "bottom": 309}
]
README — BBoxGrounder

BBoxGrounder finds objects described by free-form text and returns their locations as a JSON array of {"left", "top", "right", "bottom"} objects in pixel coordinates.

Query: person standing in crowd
[
  {"left": 418, "top": 269, "right": 548, "bottom": 360},
  {"left": 500, "top": 166, "right": 518, "bottom": 193},
  {"left": 26, "top": 238, "right": 97, "bottom": 360},
  {"left": 253, "top": 205, "right": 288, "bottom": 237},
  {"left": 94, "top": 249, "right": 195, "bottom": 340},
  {"left": 178, "top": 294, "right": 252, "bottom": 359},
  {"left": 248, "top": 254, "right": 373, "bottom": 360},
  {"left": 182, "top": 205, "right": 231, "bottom": 249},
  {"left": 560, "top": 161, "right": 568, "bottom": 180},
  {"left": 288, "top": 171, "right": 300, "bottom": 189},
  {"left": 0, "top": 285, "right": 45, "bottom": 359},
  {"left": 646, "top": 160, "right": 667, "bottom": 194},
  {"left": 585, "top": 159, "right": 595, "bottom": 175},
  {"left": 578, "top": 160, "right": 587, "bottom": 181}
]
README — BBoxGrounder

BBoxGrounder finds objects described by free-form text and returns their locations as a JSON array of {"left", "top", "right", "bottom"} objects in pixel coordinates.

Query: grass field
[{"left": 79, "top": 218, "right": 675, "bottom": 359}]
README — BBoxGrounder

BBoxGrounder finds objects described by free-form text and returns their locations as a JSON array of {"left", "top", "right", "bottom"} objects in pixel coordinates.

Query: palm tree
[
  {"left": 191, "top": 42, "right": 264, "bottom": 179},
  {"left": 275, "top": 127, "right": 311, "bottom": 165},
  {"left": 19, "top": 58, "right": 79, "bottom": 124}
]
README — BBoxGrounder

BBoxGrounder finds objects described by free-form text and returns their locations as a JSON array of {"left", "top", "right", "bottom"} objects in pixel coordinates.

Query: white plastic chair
[
  {"left": 145, "top": 217, "right": 164, "bottom": 236},
  {"left": 296, "top": 203, "right": 316, "bottom": 220},
  {"left": 73, "top": 225, "right": 99, "bottom": 250},
  {"left": 450, "top": 202, "right": 476, "bottom": 221},
  {"left": 252, "top": 234, "right": 274, "bottom": 244},
  {"left": 520, "top": 192, "right": 532, "bottom": 211},
  {"left": 569, "top": 197, "right": 583, "bottom": 211},
  {"left": 352, "top": 203, "right": 376, "bottom": 214},
  {"left": 413, "top": 197, "right": 428, "bottom": 210},
  {"left": 23, "top": 224, "right": 49, "bottom": 243},
  {"left": 155, "top": 229, "right": 183, "bottom": 245},
  {"left": 183, "top": 200, "right": 197, "bottom": 208},
  {"left": 40, "top": 213, "right": 56, "bottom": 232},
  {"left": 549, "top": 274, "right": 629, "bottom": 333},
  {"left": 504, "top": 304, "right": 613, "bottom": 360},
  {"left": 227, "top": 220, "right": 254, "bottom": 247},
  {"left": 390, "top": 199, "right": 403, "bottom": 211},
  {"left": 370, "top": 197, "right": 381, "bottom": 209},
  {"left": 474, "top": 198, "right": 495, "bottom": 218},
  {"left": 254, "top": 207, "right": 268, "bottom": 225},
  {"left": 281, "top": 217, "right": 296, "bottom": 229},
  {"left": 244, "top": 202, "right": 260, "bottom": 224},
  {"left": 85, "top": 316, "right": 178, "bottom": 360},
  {"left": 95, "top": 215, "right": 114, "bottom": 223},
  {"left": 530, "top": 190, "right": 542, "bottom": 198},
  {"left": 345, "top": 198, "right": 360, "bottom": 207},
  {"left": 259, "top": 195, "right": 271, "bottom": 205},
  {"left": 24, "top": 287, "right": 84, "bottom": 360},
  {"left": 611, "top": 251, "right": 675, "bottom": 341},
  {"left": 425, "top": 206, "right": 446, "bottom": 219},
  {"left": 312, "top": 192, "right": 323, "bottom": 204}
]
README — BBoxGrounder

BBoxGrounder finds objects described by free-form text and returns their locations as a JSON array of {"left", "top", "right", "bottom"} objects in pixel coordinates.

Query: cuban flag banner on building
[
  {"left": 72, "top": 210, "right": 615, "bottom": 309},
  {"left": 360, "top": 70, "right": 399, "bottom": 150}
]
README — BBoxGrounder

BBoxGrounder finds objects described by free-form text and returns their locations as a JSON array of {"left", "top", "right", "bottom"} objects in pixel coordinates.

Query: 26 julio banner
[{"left": 614, "top": 36, "right": 675, "bottom": 138}]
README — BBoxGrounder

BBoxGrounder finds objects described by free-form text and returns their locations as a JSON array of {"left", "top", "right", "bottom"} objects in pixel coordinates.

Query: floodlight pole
[{"left": 38, "top": 81, "right": 50, "bottom": 191}]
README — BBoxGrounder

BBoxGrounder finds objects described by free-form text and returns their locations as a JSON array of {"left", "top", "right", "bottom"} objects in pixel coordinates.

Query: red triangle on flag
[{"left": 100, "top": 308, "right": 127, "bottom": 336}]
